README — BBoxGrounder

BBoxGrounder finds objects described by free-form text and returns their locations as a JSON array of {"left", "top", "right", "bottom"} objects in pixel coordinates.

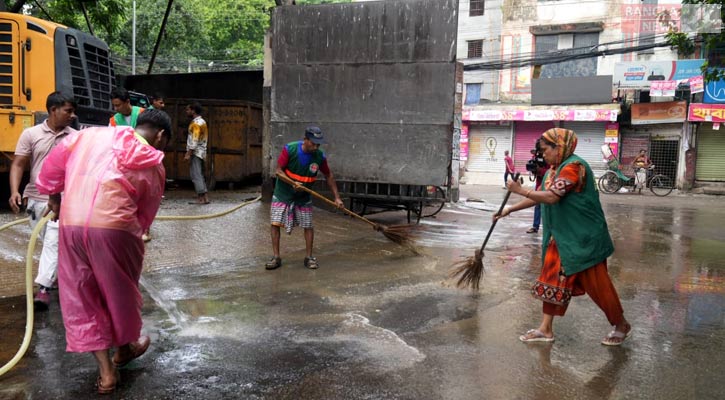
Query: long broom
[
  {"left": 450, "top": 173, "right": 521, "bottom": 290},
  {"left": 275, "top": 172, "right": 417, "bottom": 251}
]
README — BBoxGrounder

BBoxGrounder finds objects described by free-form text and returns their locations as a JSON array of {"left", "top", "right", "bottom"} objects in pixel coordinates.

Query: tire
[
  {"left": 598, "top": 172, "right": 621, "bottom": 194},
  {"left": 415, "top": 186, "right": 446, "bottom": 218},
  {"left": 649, "top": 174, "right": 674, "bottom": 197}
]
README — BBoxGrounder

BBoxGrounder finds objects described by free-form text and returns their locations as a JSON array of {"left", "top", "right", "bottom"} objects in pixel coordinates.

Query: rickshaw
[{"left": 597, "top": 144, "right": 674, "bottom": 197}]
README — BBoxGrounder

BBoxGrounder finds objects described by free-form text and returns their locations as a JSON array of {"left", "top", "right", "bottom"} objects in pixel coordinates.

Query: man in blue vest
[{"left": 266, "top": 126, "right": 343, "bottom": 270}]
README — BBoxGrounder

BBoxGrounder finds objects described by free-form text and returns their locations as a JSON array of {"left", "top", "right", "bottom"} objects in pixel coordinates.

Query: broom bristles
[
  {"left": 378, "top": 224, "right": 421, "bottom": 255},
  {"left": 449, "top": 250, "right": 484, "bottom": 290}
]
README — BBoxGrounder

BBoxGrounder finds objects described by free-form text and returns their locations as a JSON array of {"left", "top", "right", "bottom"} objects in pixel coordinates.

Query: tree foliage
[
  {"left": 663, "top": 0, "right": 725, "bottom": 81},
  {"left": 15, "top": 0, "right": 350, "bottom": 75}
]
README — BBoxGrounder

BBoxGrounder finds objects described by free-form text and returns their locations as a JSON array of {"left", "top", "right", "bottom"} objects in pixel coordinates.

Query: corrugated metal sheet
[
  {"left": 466, "top": 125, "right": 511, "bottom": 172},
  {"left": 696, "top": 124, "right": 725, "bottom": 181},
  {"left": 561, "top": 122, "right": 607, "bottom": 176},
  {"left": 513, "top": 122, "right": 554, "bottom": 173}
]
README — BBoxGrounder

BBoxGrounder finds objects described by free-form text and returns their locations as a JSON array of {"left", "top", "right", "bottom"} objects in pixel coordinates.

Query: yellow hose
[
  {"left": 0, "top": 195, "right": 261, "bottom": 377},
  {"left": 0, "top": 213, "right": 48, "bottom": 377},
  {"left": 0, "top": 217, "right": 30, "bottom": 232}
]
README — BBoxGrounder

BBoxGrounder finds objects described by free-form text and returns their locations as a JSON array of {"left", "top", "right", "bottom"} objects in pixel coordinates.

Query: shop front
[
  {"left": 462, "top": 105, "right": 619, "bottom": 184},
  {"left": 513, "top": 121, "right": 554, "bottom": 174},
  {"left": 622, "top": 101, "right": 688, "bottom": 184},
  {"left": 688, "top": 103, "right": 725, "bottom": 182},
  {"left": 465, "top": 122, "right": 512, "bottom": 174}
]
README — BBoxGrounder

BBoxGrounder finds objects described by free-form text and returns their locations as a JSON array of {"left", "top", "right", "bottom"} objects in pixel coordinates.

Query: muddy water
[{"left": 1, "top": 187, "right": 724, "bottom": 399}]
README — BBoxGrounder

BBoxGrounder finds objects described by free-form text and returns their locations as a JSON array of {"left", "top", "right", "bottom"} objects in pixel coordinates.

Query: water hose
[
  {"left": 0, "top": 213, "right": 48, "bottom": 377},
  {"left": 0, "top": 195, "right": 261, "bottom": 378}
]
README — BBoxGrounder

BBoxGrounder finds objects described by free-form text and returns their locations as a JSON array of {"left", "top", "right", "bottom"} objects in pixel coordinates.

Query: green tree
[{"left": 664, "top": 0, "right": 725, "bottom": 81}]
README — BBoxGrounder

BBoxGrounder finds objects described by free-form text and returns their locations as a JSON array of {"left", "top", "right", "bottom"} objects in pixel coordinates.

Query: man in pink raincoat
[{"left": 37, "top": 109, "right": 171, "bottom": 395}]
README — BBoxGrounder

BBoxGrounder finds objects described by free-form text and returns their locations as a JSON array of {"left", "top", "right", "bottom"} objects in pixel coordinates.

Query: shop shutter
[
  {"left": 513, "top": 122, "right": 554, "bottom": 173},
  {"left": 466, "top": 125, "right": 511, "bottom": 172},
  {"left": 696, "top": 124, "right": 725, "bottom": 181},
  {"left": 561, "top": 122, "right": 607, "bottom": 176}
]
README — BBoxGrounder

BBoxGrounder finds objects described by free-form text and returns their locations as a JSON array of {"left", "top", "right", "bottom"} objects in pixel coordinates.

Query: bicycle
[{"left": 598, "top": 164, "right": 674, "bottom": 197}]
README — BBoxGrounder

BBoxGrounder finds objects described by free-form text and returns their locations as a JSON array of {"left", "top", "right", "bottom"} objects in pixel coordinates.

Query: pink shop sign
[{"left": 463, "top": 109, "right": 618, "bottom": 122}]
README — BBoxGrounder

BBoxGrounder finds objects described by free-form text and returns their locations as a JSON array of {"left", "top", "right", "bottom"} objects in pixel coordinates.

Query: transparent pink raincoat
[
  {"left": 36, "top": 126, "right": 165, "bottom": 352},
  {"left": 36, "top": 126, "right": 165, "bottom": 235}
]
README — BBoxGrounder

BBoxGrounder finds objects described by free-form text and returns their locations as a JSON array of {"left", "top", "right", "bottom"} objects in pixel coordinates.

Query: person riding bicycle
[{"left": 632, "top": 149, "right": 652, "bottom": 192}]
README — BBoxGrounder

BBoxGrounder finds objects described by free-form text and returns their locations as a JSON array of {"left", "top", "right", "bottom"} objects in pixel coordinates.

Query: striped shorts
[{"left": 271, "top": 197, "right": 313, "bottom": 233}]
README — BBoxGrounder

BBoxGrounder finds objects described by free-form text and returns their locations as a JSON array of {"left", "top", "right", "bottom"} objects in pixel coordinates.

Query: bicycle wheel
[
  {"left": 649, "top": 174, "right": 674, "bottom": 196},
  {"left": 415, "top": 186, "right": 446, "bottom": 218},
  {"left": 598, "top": 172, "right": 621, "bottom": 194}
]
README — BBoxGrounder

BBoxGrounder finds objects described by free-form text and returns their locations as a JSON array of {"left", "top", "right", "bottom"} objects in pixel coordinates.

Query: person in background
[
  {"left": 37, "top": 110, "right": 171, "bottom": 395},
  {"left": 526, "top": 141, "right": 548, "bottom": 234},
  {"left": 504, "top": 150, "right": 515, "bottom": 189},
  {"left": 142, "top": 91, "right": 166, "bottom": 242},
  {"left": 496, "top": 128, "right": 631, "bottom": 346},
  {"left": 109, "top": 87, "right": 144, "bottom": 128},
  {"left": 149, "top": 92, "right": 165, "bottom": 111},
  {"left": 265, "top": 126, "right": 344, "bottom": 271},
  {"left": 184, "top": 102, "right": 210, "bottom": 204},
  {"left": 8, "top": 92, "right": 77, "bottom": 310},
  {"left": 631, "top": 149, "right": 651, "bottom": 193}
]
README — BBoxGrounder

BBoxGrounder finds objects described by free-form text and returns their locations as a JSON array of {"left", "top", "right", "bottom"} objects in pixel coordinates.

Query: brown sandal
[
  {"left": 96, "top": 372, "right": 119, "bottom": 395},
  {"left": 113, "top": 335, "right": 151, "bottom": 367}
]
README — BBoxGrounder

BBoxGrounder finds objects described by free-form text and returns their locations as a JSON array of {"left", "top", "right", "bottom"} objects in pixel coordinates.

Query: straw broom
[
  {"left": 275, "top": 172, "right": 418, "bottom": 251},
  {"left": 450, "top": 173, "right": 521, "bottom": 290}
]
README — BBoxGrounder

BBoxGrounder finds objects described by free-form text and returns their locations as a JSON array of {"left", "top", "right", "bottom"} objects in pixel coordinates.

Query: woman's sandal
[
  {"left": 112, "top": 336, "right": 151, "bottom": 368},
  {"left": 601, "top": 328, "right": 632, "bottom": 346},
  {"left": 97, "top": 371, "right": 120, "bottom": 395},
  {"left": 519, "top": 329, "right": 555, "bottom": 343}
]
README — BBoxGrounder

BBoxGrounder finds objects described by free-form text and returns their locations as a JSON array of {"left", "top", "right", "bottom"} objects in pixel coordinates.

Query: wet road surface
[{"left": 1, "top": 186, "right": 724, "bottom": 399}]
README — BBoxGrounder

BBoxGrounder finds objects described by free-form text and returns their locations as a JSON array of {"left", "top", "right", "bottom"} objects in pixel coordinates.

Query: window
[
  {"left": 470, "top": 0, "right": 484, "bottom": 16},
  {"left": 468, "top": 40, "right": 483, "bottom": 58},
  {"left": 534, "top": 32, "right": 599, "bottom": 78},
  {"left": 465, "top": 83, "right": 481, "bottom": 105}
]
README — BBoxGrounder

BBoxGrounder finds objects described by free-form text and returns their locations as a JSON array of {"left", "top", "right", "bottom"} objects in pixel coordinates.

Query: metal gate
[
  {"left": 561, "top": 122, "right": 607, "bottom": 176},
  {"left": 466, "top": 125, "right": 511, "bottom": 172},
  {"left": 513, "top": 121, "right": 554, "bottom": 173},
  {"left": 696, "top": 124, "right": 725, "bottom": 181}
]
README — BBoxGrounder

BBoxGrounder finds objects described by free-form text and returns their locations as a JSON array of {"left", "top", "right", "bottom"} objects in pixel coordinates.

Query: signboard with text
[
  {"left": 631, "top": 101, "right": 687, "bottom": 125},
  {"left": 613, "top": 59, "right": 704, "bottom": 89},
  {"left": 688, "top": 103, "right": 725, "bottom": 122},
  {"left": 463, "top": 108, "right": 618, "bottom": 122}
]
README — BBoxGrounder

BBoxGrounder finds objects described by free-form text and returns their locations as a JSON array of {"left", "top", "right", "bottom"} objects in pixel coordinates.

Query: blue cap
[{"left": 305, "top": 126, "right": 326, "bottom": 144}]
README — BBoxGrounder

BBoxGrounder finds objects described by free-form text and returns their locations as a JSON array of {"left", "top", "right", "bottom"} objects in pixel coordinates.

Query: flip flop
[
  {"left": 188, "top": 201, "right": 211, "bottom": 205},
  {"left": 601, "top": 328, "right": 632, "bottom": 346},
  {"left": 519, "top": 329, "right": 555, "bottom": 343},
  {"left": 113, "top": 335, "right": 151, "bottom": 367}
]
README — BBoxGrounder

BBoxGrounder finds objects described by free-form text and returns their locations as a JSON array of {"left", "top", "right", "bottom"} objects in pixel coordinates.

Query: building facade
[{"left": 458, "top": 0, "right": 706, "bottom": 189}]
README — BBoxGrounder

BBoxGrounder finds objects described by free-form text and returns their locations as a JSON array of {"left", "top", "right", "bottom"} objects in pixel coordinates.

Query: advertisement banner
[
  {"left": 650, "top": 80, "right": 677, "bottom": 96},
  {"left": 613, "top": 59, "right": 704, "bottom": 89},
  {"left": 463, "top": 108, "right": 618, "bottom": 122},
  {"left": 689, "top": 75, "right": 704, "bottom": 94},
  {"left": 604, "top": 122, "right": 620, "bottom": 157},
  {"left": 631, "top": 101, "right": 687, "bottom": 125},
  {"left": 460, "top": 124, "right": 469, "bottom": 161},
  {"left": 704, "top": 78, "right": 725, "bottom": 103},
  {"left": 688, "top": 103, "right": 725, "bottom": 122}
]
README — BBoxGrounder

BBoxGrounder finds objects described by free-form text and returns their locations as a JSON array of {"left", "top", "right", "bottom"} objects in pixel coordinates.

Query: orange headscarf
[{"left": 542, "top": 128, "right": 584, "bottom": 190}]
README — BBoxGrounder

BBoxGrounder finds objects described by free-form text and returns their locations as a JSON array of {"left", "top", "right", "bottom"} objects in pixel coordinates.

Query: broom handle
[
  {"left": 275, "top": 172, "right": 379, "bottom": 228},
  {"left": 479, "top": 172, "right": 520, "bottom": 253}
]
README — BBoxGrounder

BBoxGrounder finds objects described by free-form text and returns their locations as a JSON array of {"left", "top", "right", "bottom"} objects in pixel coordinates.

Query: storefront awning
[{"left": 463, "top": 103, "right": 620, "bottom": 122}]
